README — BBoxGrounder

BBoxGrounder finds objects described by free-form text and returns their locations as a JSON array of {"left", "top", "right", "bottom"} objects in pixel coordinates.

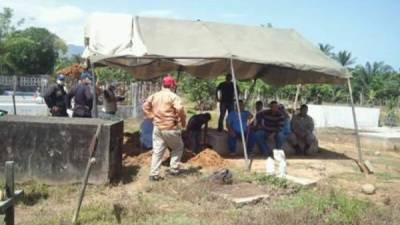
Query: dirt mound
[{"left": 188, "top": 148, "right": 227, "bottom": 168}]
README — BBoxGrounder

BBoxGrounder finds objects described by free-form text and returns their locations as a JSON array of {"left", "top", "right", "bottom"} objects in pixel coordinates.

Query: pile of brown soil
[{"left": 188, "top": 148, "right": 227, "bottom": 168}]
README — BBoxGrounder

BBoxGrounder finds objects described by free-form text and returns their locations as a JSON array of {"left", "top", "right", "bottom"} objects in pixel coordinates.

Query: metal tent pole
[
  {"left": 347, "top": 78, "right": 363, "bottom": 163},
  {"left": 230, "top": 58, "right": 250, "bottom": 170},
  {"left": 90, "top": 62, "right": 98, "bottom": 118}
]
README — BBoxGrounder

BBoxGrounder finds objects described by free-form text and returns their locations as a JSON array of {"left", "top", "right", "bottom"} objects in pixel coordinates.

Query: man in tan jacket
[{"left": 143, "top": 75, "right": 186, "bottom": 181}]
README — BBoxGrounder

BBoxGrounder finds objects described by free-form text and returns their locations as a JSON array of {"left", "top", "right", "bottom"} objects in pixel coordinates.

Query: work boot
[{"left": 149, "top": 175, "right": 163, "bottom": 182}]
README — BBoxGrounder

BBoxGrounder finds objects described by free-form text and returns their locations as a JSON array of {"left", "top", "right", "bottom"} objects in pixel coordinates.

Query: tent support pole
[
  {"left": 292, "top": 84, "right": 301, "bottom": 115},
  {"left": 90, "top": 62, "right": 98, "bottom": 118},
  {"left": 347, "top": 78, "right": 363, "bottom": 163},
  {"left": 230, "top": 58, "right": 250, "bottom": 171}
]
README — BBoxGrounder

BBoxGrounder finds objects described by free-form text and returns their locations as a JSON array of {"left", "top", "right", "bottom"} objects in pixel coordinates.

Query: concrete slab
[
  {"left": 359, "top": 127, "right": 400, "bottom": 151},
  {"left": 228, "top": 194, "right": 270, "bottom": 205},
  {"left": 212, "top": 182, "right": 270, "bottom": 206},
  {"left": 285, "top": 175, "right": 318, "bottom": 187}
]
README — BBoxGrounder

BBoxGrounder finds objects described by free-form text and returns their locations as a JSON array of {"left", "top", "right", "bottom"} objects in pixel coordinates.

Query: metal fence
[
  {"left": 0, "top": 75, "right": 50, "bottom": 95},
  {"left": 130, "top": 80, "right": 161, "bottom": 118}
]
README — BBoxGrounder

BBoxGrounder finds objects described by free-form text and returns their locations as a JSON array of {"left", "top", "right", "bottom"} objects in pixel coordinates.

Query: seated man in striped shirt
[{"left": 253, "top": 101, "right": 285, "bottom": 157}]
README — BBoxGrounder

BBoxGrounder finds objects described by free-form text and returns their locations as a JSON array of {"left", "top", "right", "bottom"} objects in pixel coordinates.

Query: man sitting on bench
[{"left": 288, "top": 104, "right": 317, "bottom": 155}]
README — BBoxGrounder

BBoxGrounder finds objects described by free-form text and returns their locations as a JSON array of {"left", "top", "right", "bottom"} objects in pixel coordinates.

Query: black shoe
[{"left": 149, "top": 175, "right": 163, "bottom": 182}]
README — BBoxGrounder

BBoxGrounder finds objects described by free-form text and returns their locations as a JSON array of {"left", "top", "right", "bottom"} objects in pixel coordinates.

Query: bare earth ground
[{"left": 5, "top": 121, "right": 400, "bottom": 224}]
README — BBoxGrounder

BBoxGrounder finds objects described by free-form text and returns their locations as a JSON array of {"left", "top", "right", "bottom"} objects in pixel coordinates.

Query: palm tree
[
  {"left": 318, "top": 43, "right": 335, "bottom": 58},
  {"left": 335, "top": 50, "right": 356, "bottom": 67},
  {"left": 352, "top": 61, "right": 393, "bottom": 104}
]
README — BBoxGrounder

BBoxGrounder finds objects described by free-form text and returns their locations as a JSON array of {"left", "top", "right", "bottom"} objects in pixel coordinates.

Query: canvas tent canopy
[
  {"left": 82, "top": 13, "right": 364, "bottom": 171},
  {"left": 83, "top": 13, "right": 350, "bottom": 85}
]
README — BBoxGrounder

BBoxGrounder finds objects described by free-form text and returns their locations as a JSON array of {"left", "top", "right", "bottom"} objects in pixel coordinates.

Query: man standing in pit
[
  {"left": 186, "top": 113, "right": 211, "bottom": 154},
  {"left": 143, "top": 75, "right": 187, "bottom": 181},
  {"left": 216, "top": 73, "right": 239, "bottom": 132}
]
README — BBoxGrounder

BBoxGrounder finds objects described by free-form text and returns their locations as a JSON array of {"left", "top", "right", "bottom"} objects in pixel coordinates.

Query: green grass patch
[
  {"left": 373, "top": 157, "right": 400, "bottom": 169},
  {"left": 233, "top": 170, "right": 299, "bottom": 189},
  {"left": 17, "top": 180, "right": 49, "bottom": 205},
  {"left": 136, "top": 213, "right": 203, "bottom": 225},
  {"left": 375, "top": 172, "right": 400, "bottom": 182},
  {"left": 277, "top": 189, "right": 370, "bottom": 224},
  {"left": 331, "top": 172, "right": 364, "bottom": 181}
]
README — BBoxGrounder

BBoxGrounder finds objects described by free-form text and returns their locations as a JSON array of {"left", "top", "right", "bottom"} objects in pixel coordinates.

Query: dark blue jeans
[
  {"left": 228, "top": 130, "right": 254, "bottom": 154},
  {"left": 190, "top": 130, "right": 201, "bottom": 154},
  {"left": 218, "top": 102, "right": 234, "bottom": 131},
  {"left": 249, "top": 130, "right": 284, "bottom": 157}
]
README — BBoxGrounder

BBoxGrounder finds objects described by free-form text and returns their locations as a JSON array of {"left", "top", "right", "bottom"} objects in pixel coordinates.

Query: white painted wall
[{"left": 308, "top": 104, "right": 380, "bottom": 129}]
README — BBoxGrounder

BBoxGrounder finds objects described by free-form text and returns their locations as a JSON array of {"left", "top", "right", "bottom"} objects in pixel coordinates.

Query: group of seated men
[
  {"left": 140, "top": 99, "right": 316, "bottom": 157},
  {"left": 225, "top": 100, "right": 316, "bottom": 157}
]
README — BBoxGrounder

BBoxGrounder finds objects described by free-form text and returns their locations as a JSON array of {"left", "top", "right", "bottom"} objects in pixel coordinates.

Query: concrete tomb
[{"left": 0, "top": 115, "right": 123, "bottom": 184}]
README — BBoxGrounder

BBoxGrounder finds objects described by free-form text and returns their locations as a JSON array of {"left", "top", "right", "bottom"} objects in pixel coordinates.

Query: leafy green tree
[
  {"left": 95, "top": 67, "right": 134, "bottom": 83},
  {"left": 181, "top": 74, "right": 216, "bottom": 110},
  {"left": 351, "top": 61, "right": 394, "bottom": 105},
  {"left": 0, "top": 7, "right": 15, "bottom": 40},
  {"left": 0, "top": 7, "right": 19, "bottom": 74},
  {"left": 3, "top": 27, "right": 66, "bottom": 75}
]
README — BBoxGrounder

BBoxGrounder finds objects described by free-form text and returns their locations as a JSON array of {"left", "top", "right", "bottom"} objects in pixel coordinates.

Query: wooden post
[
  {"left": 12, "top": 76, "right": 17, "bottom": 115},
  {"left": 72, "top": 125, "right": 101, "bottom": 224},
  {"left": 4, "top": 161, "right": 15, "bottom": 225},
  {"left": 347, "top": 78, "right": 363, "bottom": 163}
]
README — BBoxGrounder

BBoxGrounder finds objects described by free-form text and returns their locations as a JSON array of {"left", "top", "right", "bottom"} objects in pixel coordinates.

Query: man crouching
[{"left": 143, "top": 75, "right": 186, "bottom": 181}]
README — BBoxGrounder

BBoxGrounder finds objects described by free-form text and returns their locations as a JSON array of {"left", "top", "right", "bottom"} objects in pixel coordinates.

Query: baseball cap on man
[
  {"left": 80, "top": 71, "right": 93, "bottom": 80},
  {"left": 56, "top": 74, "right": 65, "bottom": 81},
  {"left": 162, "top": 74, "right": 176, "bottom": 88}
]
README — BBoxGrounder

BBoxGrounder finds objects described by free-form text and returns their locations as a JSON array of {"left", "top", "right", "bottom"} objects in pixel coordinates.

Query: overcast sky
[{"left": 1, "top": 0, "right": 399, "bottom": 68}]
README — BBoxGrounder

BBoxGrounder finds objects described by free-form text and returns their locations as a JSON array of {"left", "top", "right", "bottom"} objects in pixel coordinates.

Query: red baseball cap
[{"left": 162, "top": 74, "right": 176, "bottom": 88}]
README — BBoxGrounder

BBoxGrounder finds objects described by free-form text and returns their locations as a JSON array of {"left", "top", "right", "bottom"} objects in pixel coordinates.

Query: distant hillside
[{"left": 65, "top": 44, "right": 84, "bottom": 58}]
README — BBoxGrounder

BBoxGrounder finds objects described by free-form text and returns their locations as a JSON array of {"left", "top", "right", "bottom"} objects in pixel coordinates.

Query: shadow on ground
[{"left": 120, "top": 165, "right": 141, "bottom": 184}]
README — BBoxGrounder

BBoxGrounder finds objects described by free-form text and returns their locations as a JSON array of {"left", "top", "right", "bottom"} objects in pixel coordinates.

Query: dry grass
[{"left": 9, "top": 166, "right": 400, "bottom": 225}]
